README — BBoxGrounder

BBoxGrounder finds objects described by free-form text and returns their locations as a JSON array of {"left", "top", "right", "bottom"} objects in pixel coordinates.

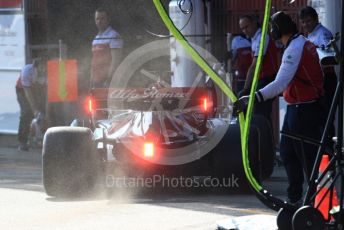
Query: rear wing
[{"left": 90, "top": 87, "right": 214, "bottom": 112}]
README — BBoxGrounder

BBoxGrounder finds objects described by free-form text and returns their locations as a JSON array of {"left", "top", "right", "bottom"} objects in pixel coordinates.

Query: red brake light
[
  {"left": 88, "top": 98, "right": 93, "bottom": 113},
  {"left": 201, "top": 95, "right": 213, "bottom": 114},
  {"left": 144, "top": 142, "right": 154, "bottom": 158},
  {"left": 203, "top": 97, "right": 208, "bottom": 112},
  {"left": 85, "top": 97, "right": 95, "bottom": 115}
]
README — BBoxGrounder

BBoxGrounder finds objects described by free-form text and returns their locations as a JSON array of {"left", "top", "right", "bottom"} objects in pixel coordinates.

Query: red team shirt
[
  {"left": 91, "top": 26, "right": 123, "bottom": 85},
  {"left": 258, "top": 34, "right": 324, "bottom": 104}
]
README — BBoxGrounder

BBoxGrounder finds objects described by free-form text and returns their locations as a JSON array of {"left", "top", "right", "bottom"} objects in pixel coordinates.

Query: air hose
[{"left": 153, "top": 0, "right": 293, "bottom": 212}]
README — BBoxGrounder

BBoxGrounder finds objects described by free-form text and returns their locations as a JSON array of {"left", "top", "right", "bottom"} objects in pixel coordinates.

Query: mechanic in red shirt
[
  {"left": 229, "top": 34, "right": 252, "bottom": 93},
  {"left": 238, "top": 14, "right": 280, "bottom": 124},
  {"left": 15, "top": 59, "right": 44, "bottom": 151},
  {"left": 235, "top": 12, "right": 324, "bottom": 206},
  {"left": 91, "top": 7, "right": 123, "bottom": 88}
]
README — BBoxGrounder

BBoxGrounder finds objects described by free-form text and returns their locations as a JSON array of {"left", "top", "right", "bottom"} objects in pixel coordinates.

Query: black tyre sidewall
[{"left": 43, "top": 127, "right": 99, "bottom": 198}]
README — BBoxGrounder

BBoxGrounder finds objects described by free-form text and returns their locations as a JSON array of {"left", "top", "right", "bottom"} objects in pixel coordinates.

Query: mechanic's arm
[
  {"left": 256, "top": 46, "right": 300, "bottom": 102},
  {"left": 234, "top": 46, "right": 300, "bottom": 114},
  {"left": 108, "top": 48, "right": 122, "bottom": 81}
]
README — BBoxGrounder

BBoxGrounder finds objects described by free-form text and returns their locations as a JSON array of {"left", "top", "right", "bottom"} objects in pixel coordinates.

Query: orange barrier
[
  {"left": 47, "top": 59, "right": 78, "bottom": 102},
  {"left": 314, "top": 154, "right": 339, "bottom": 220}
]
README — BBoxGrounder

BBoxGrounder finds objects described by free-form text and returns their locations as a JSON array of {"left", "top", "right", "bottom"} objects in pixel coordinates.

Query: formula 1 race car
[
  {"left": 42, "top": 84, "right": 275, "bottom": 197},
  {"left": 41, "top": 0, "right": 276, "bottom": 198}
]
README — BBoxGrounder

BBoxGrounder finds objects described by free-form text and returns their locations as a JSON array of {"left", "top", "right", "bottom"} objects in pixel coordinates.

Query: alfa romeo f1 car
[{"left": 42, "top": 84, "right": 275, "bottom": 197}]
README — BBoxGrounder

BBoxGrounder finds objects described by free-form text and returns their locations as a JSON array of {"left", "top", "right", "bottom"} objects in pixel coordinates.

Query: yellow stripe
[{"left": 58, "top": 60, "right": 68, "bottom": 100}]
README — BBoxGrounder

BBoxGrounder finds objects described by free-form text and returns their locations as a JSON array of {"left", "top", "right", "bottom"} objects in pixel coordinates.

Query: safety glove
[
  {"left": 237, "top": 88, "right": 250, "bottom": 98},
  {"left": 233, "top": 92, "right": 263, "bottom": 116}
]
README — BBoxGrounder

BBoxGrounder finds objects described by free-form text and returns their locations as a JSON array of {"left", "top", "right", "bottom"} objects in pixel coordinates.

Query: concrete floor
[{"left": 0, "top": 134, "right": 290, "bottom": 230}]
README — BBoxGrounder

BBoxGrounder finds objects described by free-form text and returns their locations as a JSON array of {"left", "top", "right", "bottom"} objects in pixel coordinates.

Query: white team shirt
[
  {"left": 251, "top": 28, "right": 269, "bottom": 57},
  {"left": 92, "top": 26, "right": 123, "bottom": 48},
  {"left": 20, "top": 64, "right": 37, "bottom": 87},
  {"left": 259, "top": 35, "right": 305, "bottom": 101},
  {"left": 231, "top": 35, "right": 251, "bottom": 59},
  {"left": 307, "top": 23, "right": 333, "bottom": 47}
]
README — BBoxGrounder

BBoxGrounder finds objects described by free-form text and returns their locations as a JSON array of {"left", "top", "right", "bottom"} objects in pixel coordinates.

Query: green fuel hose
[{"left": 153, "top": 0, "right": 291, "bottom": 212}]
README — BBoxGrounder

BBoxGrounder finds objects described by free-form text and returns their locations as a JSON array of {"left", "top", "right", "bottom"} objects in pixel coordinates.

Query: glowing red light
[
  {"left": 89, "top": 99, "right": 93, "bottom": 112},
  {"left": 85, "top": 97, "right": 94, "bottom": 114},
  {"left": 203, "top": 97, "right": 208, "bottom": 112},
  {"left": 144, "top": 142, "right": 154, "bottom": 157}
]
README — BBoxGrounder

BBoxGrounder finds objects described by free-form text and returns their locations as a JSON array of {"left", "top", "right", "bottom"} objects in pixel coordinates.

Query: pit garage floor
[{"left": 0, "top": 134, "right": 289, "bottom": 230}]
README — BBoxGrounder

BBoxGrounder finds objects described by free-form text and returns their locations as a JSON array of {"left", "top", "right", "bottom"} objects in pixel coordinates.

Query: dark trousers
[
  {"left": 16, "top": 87, "right": 33, "bottom": 144},
  {"left": 280, "top": 102, "right": 324, "bottom": 202},
  {"left": 255, "top": 76, "right": 275, "bottom": 125}
]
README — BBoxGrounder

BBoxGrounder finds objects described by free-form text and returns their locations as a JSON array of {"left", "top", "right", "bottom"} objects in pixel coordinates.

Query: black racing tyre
[
  {"left": 42, "top": 127, "right": 100, "bottom": 198},
  {"left": 251, "top": 115, "right": 276, "bottom": 179},
  {"left": 211, "top": 122, "right": 260, "bottom": 191}
]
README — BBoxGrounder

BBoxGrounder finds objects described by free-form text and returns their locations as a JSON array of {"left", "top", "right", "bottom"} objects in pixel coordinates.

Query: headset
[
  {"left": 270, "top": 11, "right": 295, "bottom": 41},
  {"left": 270, "top": 19, "right": 282, "bottom": 40}
]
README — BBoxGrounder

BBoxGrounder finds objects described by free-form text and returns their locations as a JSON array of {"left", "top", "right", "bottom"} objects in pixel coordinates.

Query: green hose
[
  {"left": 241, "top": 0, "right": 272, "bottom": 189},
  {"left": 152, "top": 0, "right": 272, "bottom": 192}
]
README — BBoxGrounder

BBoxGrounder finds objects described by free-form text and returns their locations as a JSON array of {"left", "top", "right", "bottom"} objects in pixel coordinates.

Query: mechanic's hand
[
  {"left": 233, "top": 96, "right": 250, "bottom": 116},
  {"left": 237, "top": 88, "right": 250, "bottom": 98},
  {"left": 233, "top": 93, "right": 262, "bottom": 116}
]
